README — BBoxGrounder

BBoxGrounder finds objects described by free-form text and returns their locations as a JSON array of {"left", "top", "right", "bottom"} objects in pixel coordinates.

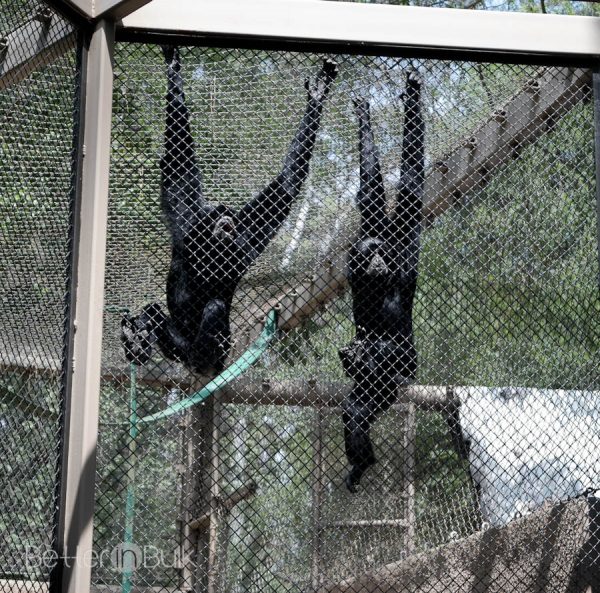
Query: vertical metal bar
[
  {"left": 179, "top": 409, "right": 198, "bottom": 590},
  {"left": 207, "top": 399, "right": 223, "bottom": 593},
  {"left": 594, "top": 68, "right": 600, "bottom": 290},
  {"left": 121, "top": 364, "right": 139, "bottom": 593},
  {"left": 52, "top": 19, "right": 115, "bottom": 593},
  {"left": 402, "top": 400, "right": 416, "bottom": 556},
  {"left": 310, "top": 406, "right": 325, "bottom": 589}
]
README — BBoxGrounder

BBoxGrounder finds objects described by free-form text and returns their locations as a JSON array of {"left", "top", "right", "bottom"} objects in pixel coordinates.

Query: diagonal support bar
[{"left": 0, "top": 10, "right": 75, "bottom": 91}]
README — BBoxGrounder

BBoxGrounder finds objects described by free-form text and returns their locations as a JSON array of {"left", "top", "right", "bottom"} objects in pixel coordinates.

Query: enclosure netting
[
  {"left": 0, "top": 0, "right": 79, "bottom": 589},
  {"left": 97, "top": 45, "right": 600, "bottom": 593}
]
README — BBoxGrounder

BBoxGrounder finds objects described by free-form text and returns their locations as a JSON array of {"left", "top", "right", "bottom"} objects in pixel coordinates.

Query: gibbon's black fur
[
  {"left": 122, "top": 48, "right": 338, "bottom": 375},
  {"left": 339, "top": 71, "right": 424, "bottom": 492}
]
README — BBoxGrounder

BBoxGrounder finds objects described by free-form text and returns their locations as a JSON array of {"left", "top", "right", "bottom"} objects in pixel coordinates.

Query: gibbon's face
[
  {"left": 212, "top": 205, "right": 237, "bottom": 243},
  {"left": 355, "top": 237, "right": 390, "bottom": 278},
  {"left": 213, "top": 215, "right": 236, "bottom": 242}
]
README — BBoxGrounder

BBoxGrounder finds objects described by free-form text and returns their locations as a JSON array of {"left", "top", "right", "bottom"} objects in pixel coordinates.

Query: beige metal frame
[
  {"left": 39, "top": 2, "right": 600, "bottom": 593},
  {"left": 55, "top": 19, "right": 115, "bottom": 593},
  {"left": 46, "top": 0, "right": 150, "bottom": 20},
  {"left": 118, "top": 0, "right": 600, "bottom": 61}
]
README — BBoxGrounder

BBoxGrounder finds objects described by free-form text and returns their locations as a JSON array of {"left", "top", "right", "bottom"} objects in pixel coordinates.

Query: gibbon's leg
[
  {"left": 343, "top": 383, "right": 397, "bottom": 492},
  {"left": 236, "top": 59, "right": 338, "bottom": 259},
  {"left": 343, "top": 394, "right": 377, "bottom": 493},
  {"left": 189, "top": 298, "right": 231, "bottom": 375},
  {"left": 121, "top": 303, "right": 190, "bottom": 365}
]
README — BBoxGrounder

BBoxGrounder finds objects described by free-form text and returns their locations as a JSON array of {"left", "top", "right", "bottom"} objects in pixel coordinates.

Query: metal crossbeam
[
  {"left": 45, "top": 0, "right": 150, "bottom": 20},
  {"left": 118, "top": 0, "right": 600, "bottom": 62}
]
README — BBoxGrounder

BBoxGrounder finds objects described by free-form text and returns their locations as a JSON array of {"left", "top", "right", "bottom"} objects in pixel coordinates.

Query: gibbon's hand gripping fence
[{"left": 1, "top": 2, "right": 600, "bottom": 593}]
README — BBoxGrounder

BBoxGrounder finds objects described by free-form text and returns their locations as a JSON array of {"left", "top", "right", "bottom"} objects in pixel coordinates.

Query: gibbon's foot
[
  {"left": 345, "top": 464, "right": 367, "bottom": 493},
  {"left": 306, "top": 58, "right": 339, "bottom": 102},
  {"left": 121, "top": 305, "right": 160, "bottom": 365},
  {"left": 352, "top": 96, "right": 370, "bottom": 118},
  {"left": 407, "top": 68, "right": 422, "bottom": 89},
  {"left": 402, "top": 69, "right": 422, "bottom": 105},
  {"left": 162, "top": 45, "right": 180, "bottom": 69}
]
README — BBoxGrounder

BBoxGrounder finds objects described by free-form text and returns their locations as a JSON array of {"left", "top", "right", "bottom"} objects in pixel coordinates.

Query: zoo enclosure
[{"left": 1, "top": 2, "right": 600, "bottom": 593}]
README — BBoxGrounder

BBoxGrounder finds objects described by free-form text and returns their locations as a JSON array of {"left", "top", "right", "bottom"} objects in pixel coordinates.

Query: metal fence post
[
  {"left": 53, "top": 18, "right": 115, "bottom": 593},
  {"left": 594, "top": 67, "right": 600, "bottom": 290}
]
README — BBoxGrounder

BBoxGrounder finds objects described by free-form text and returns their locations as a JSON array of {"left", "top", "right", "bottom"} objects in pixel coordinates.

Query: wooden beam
[
  {"left": 402, "top": 402, "right": 416, "bottom": 555},
  {"left": 326, "top": 519, "right": 408, "bottom": 528},
  {"left": 220, "top": 378, "right": 454, "bottom": 411},
  {"left": 0, "top": 347, "right": 452, "bottom": 411},
  {"left": 423, "top": 67, "right": 591, "bottom": 221},
  {"left": 0, "top": 345, "right": 457, "bottom": 411},
  {"left": 0, "top": 9, "right": 76, "bottom": 91},
  {"left": 189, "top": 481, "right": 258, "bottom": 530}
]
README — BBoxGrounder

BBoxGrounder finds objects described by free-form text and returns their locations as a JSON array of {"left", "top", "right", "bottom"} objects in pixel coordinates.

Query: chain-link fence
[
  {"left": 0, "top": 5, "right": 599, "bottom": 592},
  {"left": 93, "top": 43, "right": 600, "bottom": 593},
  {"left": 0, "top": 1, "right": 80, "bottom": 589}
]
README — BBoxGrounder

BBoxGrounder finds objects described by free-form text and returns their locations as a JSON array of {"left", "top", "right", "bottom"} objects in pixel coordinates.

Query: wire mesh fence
[
  {"left": 0, "top": 0, "right": 80, "bottom": 589},
  {"left": 0, "top": 8, "right": 599, "bottom": 591},
  {"left": 93, "top": 43, "right": 600, "bottom": 593}
]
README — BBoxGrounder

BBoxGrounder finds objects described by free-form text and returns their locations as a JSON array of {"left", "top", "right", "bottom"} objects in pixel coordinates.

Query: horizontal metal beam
[
  {"left": 119, "top": 0, "right": 600, "bottom": 63},
  {"left": 53, "top": 0, "right": 93, "bottom": 19},
  {"left": 93, "top": 0, "right": 152, "bottom": 19},
  {"left": 44, "top": 0, "right": 150, "bottom": 20}
]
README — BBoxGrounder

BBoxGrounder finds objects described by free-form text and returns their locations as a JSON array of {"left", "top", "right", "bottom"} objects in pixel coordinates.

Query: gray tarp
[{"left": 458, "top": 386, "right": 600, "bottom": 526}]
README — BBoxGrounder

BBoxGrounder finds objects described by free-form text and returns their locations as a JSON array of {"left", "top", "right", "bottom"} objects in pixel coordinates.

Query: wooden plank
[
  {"left": 0, "top": 351, "right": 452, "bottom": 410},
  {"left": 189, "top": 481, "right": 258, "bottom": 530},
  {"left": 424, "top": 67, "right": 591, "bottom": 221},
  {"left": 402, "top": 402, "right": 416, "bottom": 555},
  {"left": 206, "top": 398, "right": 223, "bottom": 593},
  {"left": 177, "top": 409, "right": 197, "bottom": 590},
  {"left": 310, "top": 408, "right": 326, "bottom": 589},
  {"left": 220, "top": 379, "right": 453, "bottom": 411}
]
